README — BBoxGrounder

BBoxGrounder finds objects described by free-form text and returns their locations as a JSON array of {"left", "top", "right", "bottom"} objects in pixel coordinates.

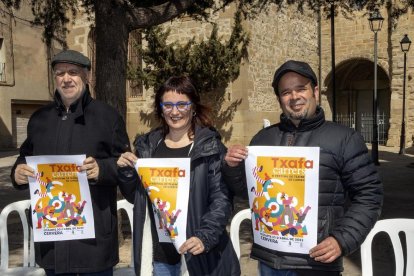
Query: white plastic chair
[
  {"left": 230, "top": 208, "right": 252, "bottom": 259},
  {"left": 0, "top": 199, "right": 45, "bottom": 275},
  {"left": 114, "top": 199, "right": 135, "bottom": 276},
  {"left": 361, "top": 218, "right": 414, "bottom": 276}
]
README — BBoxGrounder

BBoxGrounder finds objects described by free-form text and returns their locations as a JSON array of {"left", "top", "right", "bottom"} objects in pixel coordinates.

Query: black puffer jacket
[
  {"left": 223, "top": 107, "right": 382, "bottom": 272},
  {"left": 119, "top": 126, "right": 240, "bottom": 276},
  {"left": 10, "top": 89, "right": 130, "bottom": 273}
]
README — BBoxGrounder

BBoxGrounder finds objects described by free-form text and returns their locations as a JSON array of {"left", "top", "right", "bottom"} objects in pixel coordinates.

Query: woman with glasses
[{"left": 117, "top": 76, "right": 240, "bottom": 276}]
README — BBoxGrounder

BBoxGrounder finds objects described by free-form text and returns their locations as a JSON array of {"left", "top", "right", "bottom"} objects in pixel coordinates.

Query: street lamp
[
  {"left": 399, "top": 34, "right": 411, "bottom": 155},
  {"left": 368, "top": 8, "right": 384, "bottom": 166}
]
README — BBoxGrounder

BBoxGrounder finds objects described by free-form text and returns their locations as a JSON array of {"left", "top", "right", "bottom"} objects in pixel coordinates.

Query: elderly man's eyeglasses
[
  {"left": 54, "top": 69, "right": 82, "bottom": 77},
  {"left": 160, "top": 101, "right": 192, "bottom": 112}
]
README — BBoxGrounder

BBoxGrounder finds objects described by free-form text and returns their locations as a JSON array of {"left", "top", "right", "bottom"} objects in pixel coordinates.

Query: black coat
[
  {"left": 10, "top": 89, "right": 130, "bottom": 273},
  {"left": 119, "top": 126, "right": 241, "bottom": 276},
  {"left": 223, "top": 107, "right": 383, "bottom": 272}
]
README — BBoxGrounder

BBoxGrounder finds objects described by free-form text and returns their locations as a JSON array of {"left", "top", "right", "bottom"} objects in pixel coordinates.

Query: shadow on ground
[
  {"left": 0, "top": 165, "right": 30, "bottom": 213},
  {"left": 343, "top": 148, "right": 414, "bottom": 276}
]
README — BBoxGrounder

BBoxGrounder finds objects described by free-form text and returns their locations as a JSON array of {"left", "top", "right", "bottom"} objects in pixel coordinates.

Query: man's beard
[{"left": 286, "top": 99, "right": 308, "bottom": 121}]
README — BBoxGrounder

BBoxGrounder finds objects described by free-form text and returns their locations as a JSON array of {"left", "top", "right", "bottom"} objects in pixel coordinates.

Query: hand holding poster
[
  {"left": 26, "top": 155, "right": 95, "bottom": 242},
  {"left": 245, "top": 146, "right": 319, "bottom": 254},
  {"left": 135, "top": 158, "right": 190, "bottom": 252}
]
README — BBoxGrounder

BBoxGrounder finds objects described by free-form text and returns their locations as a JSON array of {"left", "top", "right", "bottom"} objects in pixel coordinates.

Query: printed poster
[
  {"left": 245, "top": 146, "right": 319, "bottom": 254},
  {"left": 135, "top": 158, "right": 190, "bottom": 252},
  {"left": 26, "top": 155, "right": 95, "bottom": 242}
]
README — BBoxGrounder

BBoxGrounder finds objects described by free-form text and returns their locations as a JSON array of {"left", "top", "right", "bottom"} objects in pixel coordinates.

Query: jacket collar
[
  {"left": 134, "top": 125, "right": 221, "bottom": 160},
  {"left": 191, "top": 125, "right": 221, "bottom": 159},
  {"left": 280, "top": 106, "right": 325, "bottom": 132},
  {"left": 54, "top": 85, "right": 93, "bottom": 118}
]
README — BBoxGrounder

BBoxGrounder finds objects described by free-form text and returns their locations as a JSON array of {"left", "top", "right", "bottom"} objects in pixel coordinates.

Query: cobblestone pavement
[{"left": 1, "top": 146, "right": 414, "bottom": 275}]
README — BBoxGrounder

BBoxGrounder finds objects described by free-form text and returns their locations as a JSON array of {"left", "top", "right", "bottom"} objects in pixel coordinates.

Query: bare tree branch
[{"left": 124, "top": 0, "right": 196, "bottom": 30}]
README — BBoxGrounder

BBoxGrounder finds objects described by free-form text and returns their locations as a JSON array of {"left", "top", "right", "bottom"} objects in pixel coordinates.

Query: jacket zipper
[{"left": 287, "top": 131, "right": 296, "bottom": 146}]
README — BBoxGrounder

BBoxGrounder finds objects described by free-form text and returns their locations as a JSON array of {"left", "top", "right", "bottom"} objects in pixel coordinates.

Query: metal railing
[
  {"left": 336, "top": 113, "right": 356, "bottom": 129},
  {"left": 336, "top": 112, "right": 389, "bottom": 145}
]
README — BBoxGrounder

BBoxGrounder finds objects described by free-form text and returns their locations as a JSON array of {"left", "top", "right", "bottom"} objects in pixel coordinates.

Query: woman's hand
[
  {"left": 117, "top": 152, "right": 138, "bottom": 168},
  {"left": 80, "top": 157, "right": 100, "bottom": 180},
  {"left": 179, "top": 237, "right": 205, "bottom": 255},
  {"left": 225, "top": 145, "right": 248, "bottom": 167}
]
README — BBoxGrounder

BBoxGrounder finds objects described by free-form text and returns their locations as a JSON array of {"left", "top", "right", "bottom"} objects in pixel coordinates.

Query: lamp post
[
  {"left": 368, "top": 8, "right": 384, "bottom": 166},
  {"left": 399, "top": 34, "right": 411, "bottom": 155}
]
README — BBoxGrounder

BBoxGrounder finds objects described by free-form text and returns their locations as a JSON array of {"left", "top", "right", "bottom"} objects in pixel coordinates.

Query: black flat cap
[
  {"left": 51, "top": 50, "right": 91, "bottom": 70},
  {"left": 272, "top": 60, "right": 317, "bottom": 94}
]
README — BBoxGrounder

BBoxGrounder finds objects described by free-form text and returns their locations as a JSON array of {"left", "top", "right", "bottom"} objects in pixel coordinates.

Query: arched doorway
[{"left": 324, "top": 58, "right": 391, "bottom": 145}]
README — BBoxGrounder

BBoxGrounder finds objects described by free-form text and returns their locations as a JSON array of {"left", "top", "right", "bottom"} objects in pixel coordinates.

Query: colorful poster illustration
[
  {"left": 26, "top": 155, "right": 95, "bottom": 242},
  {"left": 245, "top": 146, "right": 320, "bottom": 254},
  {"left": 135, "top": 158, "right": 190, "bottom": 252}
]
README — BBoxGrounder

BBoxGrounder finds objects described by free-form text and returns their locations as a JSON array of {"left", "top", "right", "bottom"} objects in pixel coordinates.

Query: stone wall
[
  {"left": 65, "top": 2, "right": 414, "bottom": 149},
  {"left": 127, "top": 4, "right": 319, "bottom": 146},
  {"left": 239, "top": 5, "right": 319, "bottom": 145},
  {"left": 320, "top": 5, "right": 414, "bottom": 147},
  {"left": 388, "top": 7, "right": 414, "bottom": 147},
  {"left": 0, "top": 4, "right": 51, "bottom": 148}
]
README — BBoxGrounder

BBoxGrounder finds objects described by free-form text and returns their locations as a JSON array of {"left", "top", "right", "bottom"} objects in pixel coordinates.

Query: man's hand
[
  {"left": 309, "top": 236, "right": 342, "bottom": 263},
  {"left": 14, "top": 164, "right": 35, "bottom": 185},
  {"left": 179, "top": 237, "right": 205, "bottom": 255},
  {"left": 80, "top": 157, "right": 99, "bottom": 181},
  {"left": 225, "top": 145, "right": 248, "bottom": 167}
]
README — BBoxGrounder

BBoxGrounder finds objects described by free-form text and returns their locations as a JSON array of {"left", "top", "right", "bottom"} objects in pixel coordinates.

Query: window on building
[{"left": 127, "top": 30, "right": 143, "bottom": 99}]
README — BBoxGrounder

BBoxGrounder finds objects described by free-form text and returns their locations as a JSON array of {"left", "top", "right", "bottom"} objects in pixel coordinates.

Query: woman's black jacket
[{"left": 119, "top": 126, "right": 240, "bottom": 276}]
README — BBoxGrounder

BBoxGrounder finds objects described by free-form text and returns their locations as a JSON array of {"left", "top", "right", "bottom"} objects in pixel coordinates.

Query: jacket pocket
[{"left": 94, "top": 205, "right": 114, "bottom": 237}]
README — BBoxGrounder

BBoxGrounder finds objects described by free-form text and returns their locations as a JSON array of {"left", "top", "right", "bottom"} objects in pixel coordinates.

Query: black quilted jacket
[{"left": 222, "top": 107, "right": 383, "bottom": 272}]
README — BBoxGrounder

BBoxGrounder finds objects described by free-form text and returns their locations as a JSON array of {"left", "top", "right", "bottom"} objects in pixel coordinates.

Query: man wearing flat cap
[
  {"left": 223, "top": 60, "right": 383, "bottom": 275},
  {"left": 11, "top": 49, "right": 130, "bottom": 275}
]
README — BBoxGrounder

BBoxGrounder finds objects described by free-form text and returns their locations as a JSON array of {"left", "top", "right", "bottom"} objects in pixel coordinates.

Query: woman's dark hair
[{"left": 154, "top": 75, "right": 212, "bottom": 138}]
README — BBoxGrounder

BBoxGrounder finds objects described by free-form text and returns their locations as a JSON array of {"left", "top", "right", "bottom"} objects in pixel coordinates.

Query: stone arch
[{"left": 323, "top": 57, "right": 391, "bottom": 145}]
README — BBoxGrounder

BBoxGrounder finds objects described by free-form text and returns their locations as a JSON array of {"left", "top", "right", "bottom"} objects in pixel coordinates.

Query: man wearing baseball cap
[
  {"left": 223, "top": 60, "right": 382, "bottom": 275},
  {"left": 11, "top": 49, "right": 130, "bottom": 275}
]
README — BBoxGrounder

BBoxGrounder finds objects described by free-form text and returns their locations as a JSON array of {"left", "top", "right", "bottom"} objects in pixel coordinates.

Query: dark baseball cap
[
  {"left": 51, "top": 50, "right": 91, "bottom": 70},
  {"left": 271, "top": 60, "right": 317, "bottom": 94}
]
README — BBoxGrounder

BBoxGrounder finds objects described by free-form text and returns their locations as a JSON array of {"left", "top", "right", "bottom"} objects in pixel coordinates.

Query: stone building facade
[
  {"left": 68, "top": 4, "right": 320, "bottom": 146},
  {"left": 320, "top": 6, "right": 414, "bottom": 148},
  {"left": 1, "top": 2, "right": 413, "bottom": 149},
  {"left": 0, "top": 3, "right": 53, "bottom": 148}
]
